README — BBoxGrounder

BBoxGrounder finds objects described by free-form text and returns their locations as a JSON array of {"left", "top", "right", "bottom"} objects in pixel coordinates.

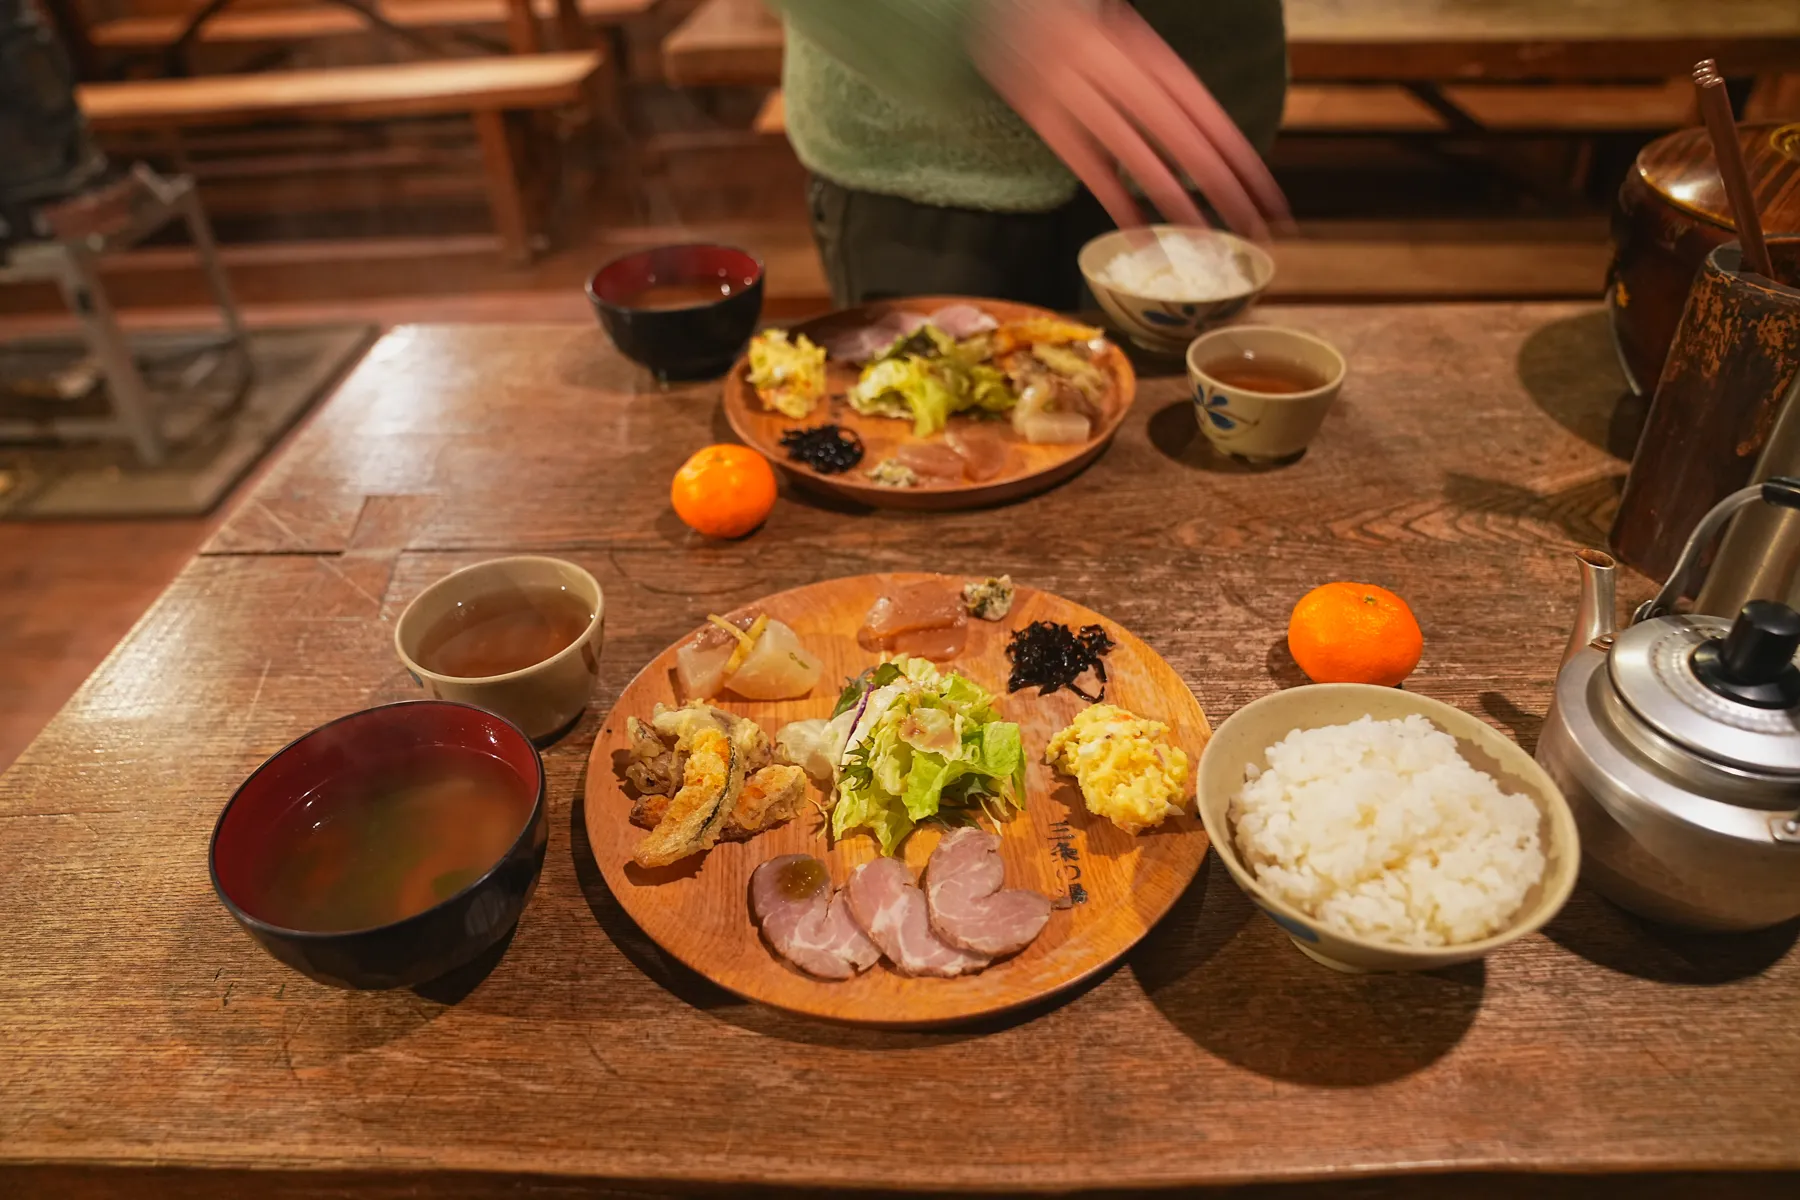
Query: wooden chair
[{"left": 78, "top": 52, "right": 605, "bottom": 263}]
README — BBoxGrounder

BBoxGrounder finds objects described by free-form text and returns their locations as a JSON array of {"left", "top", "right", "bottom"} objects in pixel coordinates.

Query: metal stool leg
[
  {"left": 54, "top": 244, "right": 166, "bottom": 466},
  {"left": 172, "top": 176, "right": 252, "bottom": 376}
]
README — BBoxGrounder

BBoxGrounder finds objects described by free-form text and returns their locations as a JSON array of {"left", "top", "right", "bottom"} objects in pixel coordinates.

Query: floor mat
[{"left": 0, "top": 323, "right": 374, "bottom": 518}]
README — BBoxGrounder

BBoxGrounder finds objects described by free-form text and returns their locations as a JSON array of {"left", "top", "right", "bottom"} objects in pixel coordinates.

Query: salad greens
[
  {"left": 845, "top": 323, "right": 1016, "bottom": 438},
  {"left": 819, "top": 656, "right": 1025, "bottom": 855}
]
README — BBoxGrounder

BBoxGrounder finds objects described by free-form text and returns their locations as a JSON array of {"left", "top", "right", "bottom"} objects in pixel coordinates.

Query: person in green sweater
[{"left": 764, "top": 0, "right": 1291, "bottom": 309}]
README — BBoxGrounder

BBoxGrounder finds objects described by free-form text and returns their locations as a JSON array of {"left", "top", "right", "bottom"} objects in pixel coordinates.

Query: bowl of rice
[
  {"left": 1196, "top": 684, "right": 1579, "bottom": 973},
  {"left": 1079, "top": 225, "right": 1274, "bottom": 354}
]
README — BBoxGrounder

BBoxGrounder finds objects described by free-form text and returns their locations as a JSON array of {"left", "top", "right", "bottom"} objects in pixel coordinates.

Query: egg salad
[
  {"left": 747, "top": 329, "right": 827, "bottom": 420},
  {"left": 1045, "top": 704, "right": 1190, "bottom": 835}
]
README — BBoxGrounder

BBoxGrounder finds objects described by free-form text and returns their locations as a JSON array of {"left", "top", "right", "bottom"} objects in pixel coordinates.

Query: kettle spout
[{"left": 1564, "top": 549, "right": 1619, "bottom": 665}]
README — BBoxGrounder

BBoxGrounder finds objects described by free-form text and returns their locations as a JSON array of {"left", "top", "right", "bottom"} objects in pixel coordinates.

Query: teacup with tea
[
  {"left": 395, "top": 556, "right": 604, "bottom": 741},
  {"left": 1186, "top": 325, "right": 1347, "bottom": 462}
]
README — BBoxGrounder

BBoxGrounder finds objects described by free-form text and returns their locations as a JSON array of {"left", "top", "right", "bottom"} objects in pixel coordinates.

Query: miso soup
[
  {"left": 416, "top": 584, "right": 593, "bottom": 679},
  {"left": 248, "top": 746, "right": 533, "bottom": 932}
]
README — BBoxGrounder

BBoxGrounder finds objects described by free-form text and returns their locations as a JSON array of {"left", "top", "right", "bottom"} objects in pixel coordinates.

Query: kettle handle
[{"left": 1635, "top": 477, "right": 1800, "bottom": 623}]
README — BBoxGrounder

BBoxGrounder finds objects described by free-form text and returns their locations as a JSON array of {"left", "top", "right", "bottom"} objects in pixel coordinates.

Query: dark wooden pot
[
  {"left": 1609, "top": 122, "right": 1800, "bottom": 398},
  {"left": 1610, "top": 238, "right": 1800, "bottom": 583}
]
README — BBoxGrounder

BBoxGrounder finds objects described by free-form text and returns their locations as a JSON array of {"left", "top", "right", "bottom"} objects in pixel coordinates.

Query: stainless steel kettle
[{"left": 1538, "top": 478, "right": 1800, "bottom": 930}]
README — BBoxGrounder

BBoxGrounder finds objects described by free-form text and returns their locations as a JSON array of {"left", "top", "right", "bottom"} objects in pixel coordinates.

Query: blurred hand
[{"left": 973, "top": 0, "right": 1292, "bottom": 238}]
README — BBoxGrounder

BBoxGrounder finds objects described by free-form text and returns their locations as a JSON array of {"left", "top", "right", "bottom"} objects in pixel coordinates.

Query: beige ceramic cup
[
  {"left": 394, "top": 556, "right": 604, "bottom": 742},
  {"left": 1186, "top": 325, "right": 1347, "bottom": 461}
]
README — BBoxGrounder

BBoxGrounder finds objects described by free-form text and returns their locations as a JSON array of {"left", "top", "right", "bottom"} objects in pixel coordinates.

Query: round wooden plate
[
  {"left": 722, "top": 297, "right": 1138, "bottom": 511},
  {"left": 583, "top": 573, "right": 1212, "bottom": 1026}
]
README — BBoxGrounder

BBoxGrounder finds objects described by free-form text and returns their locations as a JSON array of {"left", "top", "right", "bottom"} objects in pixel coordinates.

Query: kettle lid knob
[{"left": 1692, "top": 600, "right": 1800, "bottom": 709}]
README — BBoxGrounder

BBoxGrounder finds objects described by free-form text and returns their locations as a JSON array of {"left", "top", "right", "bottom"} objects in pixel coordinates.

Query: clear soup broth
[
  {"left": 416, "top": 583, "right": 592, "bottom": 679},
  {"left": 1200, "top": 351, "right": 1328, "bottom": 395},
  {"left": 249, "top": 746, "right": 533, "bottom": 932}
]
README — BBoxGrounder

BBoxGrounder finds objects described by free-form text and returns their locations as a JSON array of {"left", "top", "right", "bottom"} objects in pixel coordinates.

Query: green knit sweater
[{"left": 767, "top": 0, "right": 1288, "bottom": 213}]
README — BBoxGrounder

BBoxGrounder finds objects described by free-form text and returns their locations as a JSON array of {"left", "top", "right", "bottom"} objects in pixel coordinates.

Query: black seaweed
[
  {"left": 1005, "top": 621, "right": 1115, "bottom": 702},
  {"left": 779, "top": 424, "right": 865, "bottom": 474}
]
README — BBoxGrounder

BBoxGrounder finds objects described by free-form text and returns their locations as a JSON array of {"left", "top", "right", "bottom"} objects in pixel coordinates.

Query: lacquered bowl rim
[
  {"left": 392, "top": 555, "right": 605, "bottom": 687},
  {"left": 584, "top": 242, "right": 767, "bottom": 313},
  {"left": 208, "top": 699, "right": 548, "bottom": 942},
  {"left": 1196, "top": 683, "right": 1582, "bottom": 962}
]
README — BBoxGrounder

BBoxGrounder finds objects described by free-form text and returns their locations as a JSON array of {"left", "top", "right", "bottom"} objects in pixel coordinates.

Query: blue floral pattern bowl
[
  {"left": 1186, "top": 325, "right": 1346, "bottom": 462},
  {"left": 1079, "top": 226, "right": 1275, "bottom": 354}
]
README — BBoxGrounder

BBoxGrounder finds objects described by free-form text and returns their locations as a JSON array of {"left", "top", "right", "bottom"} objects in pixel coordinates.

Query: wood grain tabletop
[{"left": 5, "top": 306, "right": 1798, "bottom": 1196}]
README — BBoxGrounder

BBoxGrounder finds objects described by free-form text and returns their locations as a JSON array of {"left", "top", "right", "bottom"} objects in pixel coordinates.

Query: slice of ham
[
  {"left": 846, "top": 856, "right": 990, "bottom": 977},
  {"left": 928, "top": 303, "right": 999, "bottom": 340},
  {"left": 822, "top": 311, "right": 930, "bottom": 363},
  {"left": 750, "top": 855, "right": 879, "bottom": 981},
  {"left": 857, "top": 581, "right": 969, "bottom": 661},
  {"left": 924, "top": 827, "right": 1052, "bottom": 958}
]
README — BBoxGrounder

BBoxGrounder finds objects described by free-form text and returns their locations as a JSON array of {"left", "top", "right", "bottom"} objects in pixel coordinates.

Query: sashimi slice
[
  {"left": 894, "top": 442, "right": 967, "bottom": 483},
  {"left": 859, "top": 582, "right": 965, "bottom": 639},
  {"left": 943, "top": 425, "right": 1009, "bottom": 482}
]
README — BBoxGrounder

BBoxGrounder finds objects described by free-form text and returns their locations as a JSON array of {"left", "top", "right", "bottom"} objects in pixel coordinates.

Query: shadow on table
[
  {"left": 1264, "top": 634, "right": 1307, "bottom": 689},
  {"left": 1146, "top": 400, "right": 1300, "bottom": 474},
  {"left": 1441, "top": 470, "right": 1623, "bottom": 550},
  {"left": 1540, "top": 885, "right": 1799, "bottom": 984},
  {"left": 1515, "top": 309, "right": 1644, "bottom": 460},
  {"left": 1479, "top": 689, "right": 1545, "bottom": 756},
  {"left": 568, "top": 792, "right": 1095, "bottom": 1049},
  {"left": 1134, "top": 849, "right": 1484, "bottom": 1086}
]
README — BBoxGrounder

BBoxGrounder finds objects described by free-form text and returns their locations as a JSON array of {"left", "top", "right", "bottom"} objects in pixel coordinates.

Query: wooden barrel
[{"left": 1610, "top": 122, "right": 1800, "bottom": 398}]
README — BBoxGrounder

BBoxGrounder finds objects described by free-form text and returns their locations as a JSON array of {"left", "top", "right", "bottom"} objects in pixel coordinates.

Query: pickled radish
[{"left": 721, "top": 618, "right": 822, "bottom": 700}]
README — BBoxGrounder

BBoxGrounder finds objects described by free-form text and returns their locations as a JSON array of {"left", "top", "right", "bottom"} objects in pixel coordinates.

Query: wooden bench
[
  {"left": 670, "top": 0, "right": 1800, "bottom": 88},
  {"left": 754, "top": 79, "right": 1699, "bottom": 139},
  {"left": 90, "top": 0, "right": 656, "bottom": 51},
  {"left": 78, "top": 52, "right": 604, "bottom": 264}
]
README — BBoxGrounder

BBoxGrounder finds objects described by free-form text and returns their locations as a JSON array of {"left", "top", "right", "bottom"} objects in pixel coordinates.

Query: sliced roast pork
[
  {"left": 822, "top": 311, "right": 931, "bottom": 363},
  {"left": 750, "top": 855, "right": 879, "bottom": 980},
  {"left": 846, "top": 856, "right": 990, "bottom": 977},
  {"left": 924, "top": 827, "right": 1051, "bottom": 957},
  {"left": 928, "top": 303, "right": 999, "bottom": 340}
]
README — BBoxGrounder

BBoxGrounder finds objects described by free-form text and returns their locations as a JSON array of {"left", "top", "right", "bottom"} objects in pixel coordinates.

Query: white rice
[
  {"left": 1229, "top": 715, "right": 1545, "bottom": 948},
  {"left": 1096, "top": 231, "right": 1256, "bottom": 301}
]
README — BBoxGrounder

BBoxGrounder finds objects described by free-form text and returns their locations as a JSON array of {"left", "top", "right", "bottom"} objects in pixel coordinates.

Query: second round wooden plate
[
  {"left": 583, "top": 573, "right": 1212, "bottom": 1026},
  {"left": 722, "top": 297, "right": 1138, "bottom": 510}
]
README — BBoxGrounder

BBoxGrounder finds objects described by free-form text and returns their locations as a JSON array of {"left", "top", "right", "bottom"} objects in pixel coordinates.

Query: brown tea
[
  {"left": 416, "top": 584, "right": 592, "bottom": 679},
  {"left": 1200, "top": 351, "right": 1328, "bottom": 395},
  {"left": 624, "top": 279, "right": 740, "bottom": 309},
  {"left": 251, "top": 747, "right": 533, "bottom": 931}
]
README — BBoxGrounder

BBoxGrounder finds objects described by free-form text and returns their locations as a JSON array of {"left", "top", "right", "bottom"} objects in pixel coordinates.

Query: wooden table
[
  {"left": 662, "top": 0, "right": 1800, "bottom": 88},
  {"left": 6, "top": 306, "right": 1800, "bottom": 1196}
]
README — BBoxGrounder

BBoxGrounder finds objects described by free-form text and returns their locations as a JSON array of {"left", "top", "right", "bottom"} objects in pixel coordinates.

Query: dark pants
[{"left": 805, "top": 174, "right": 1117, "bottom": 311}]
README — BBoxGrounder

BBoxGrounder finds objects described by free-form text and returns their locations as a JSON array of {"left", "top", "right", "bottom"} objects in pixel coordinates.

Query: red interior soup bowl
[
  {"left": 586, "top": 243, "right": 764, "bottom": 381},
  {"left": 210, "top": 701, "right": 548, "bottom": 990}
]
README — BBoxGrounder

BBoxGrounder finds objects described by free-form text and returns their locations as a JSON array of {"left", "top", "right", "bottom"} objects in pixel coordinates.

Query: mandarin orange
[
  {"left": 670, "top": 444, "right": 777, "bottom": 539},
  {"left": 1287, "top": 582, "right": 1423, "bottom": 687}
]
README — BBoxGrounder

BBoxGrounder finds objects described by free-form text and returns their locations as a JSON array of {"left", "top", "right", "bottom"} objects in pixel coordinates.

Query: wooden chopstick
[{"left": 1693, "top": 59, "right": 1776, "bottom": 279}]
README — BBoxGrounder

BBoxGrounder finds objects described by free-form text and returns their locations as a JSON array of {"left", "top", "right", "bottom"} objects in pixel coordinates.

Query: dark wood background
[{"left": 4, "top": 305, "right": 1796, "bottom": 1196}]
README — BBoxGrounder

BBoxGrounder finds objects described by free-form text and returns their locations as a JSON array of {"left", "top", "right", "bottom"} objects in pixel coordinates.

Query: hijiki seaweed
[
  {"left": 1005, "top": 621, "right": 1115, "bottom": 702},
  {"left": 779, "top": 424, "right": 865, "bottom": 474}
]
